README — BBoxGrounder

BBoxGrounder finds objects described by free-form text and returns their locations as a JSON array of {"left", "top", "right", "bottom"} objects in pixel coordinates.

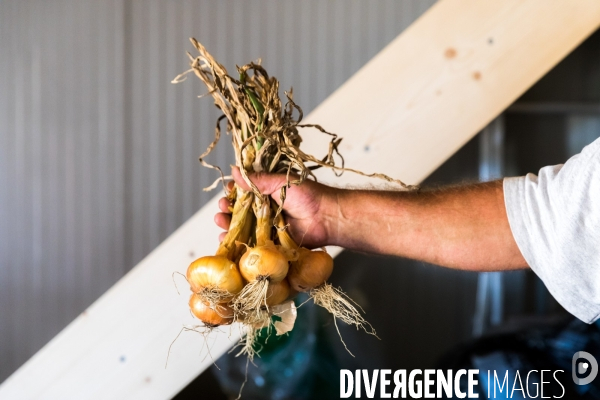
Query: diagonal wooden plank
[
  {"left": 304, "top": 0, "right": 600, "bottom": 187},
  {"left": 1, "top": 0, "right": 599, "bottom": 398}
]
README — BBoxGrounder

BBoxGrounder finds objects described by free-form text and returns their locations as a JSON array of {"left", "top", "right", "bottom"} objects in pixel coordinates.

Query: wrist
[{"left": 319, "top": 186, "right": 344, "bottom": 247}]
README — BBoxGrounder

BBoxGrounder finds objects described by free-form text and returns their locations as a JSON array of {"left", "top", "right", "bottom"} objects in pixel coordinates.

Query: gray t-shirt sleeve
[{"left": 503, "top": 137, "right": 600, "bottom": 323}]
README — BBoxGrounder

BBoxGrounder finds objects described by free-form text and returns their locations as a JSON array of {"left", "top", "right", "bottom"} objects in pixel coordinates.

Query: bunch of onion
[
  {"left": 233, "top": 196, "right": 295, "bottom": 326},
  {"left": 228, "top": 195, "right": 300, "bottom": 361},
  {"left": 174, "top": 39, "right": 411, "bottom": 357},
  {"left": 274, "top": 212, "right": 376, "bottom": 347},
  {"left": 185, "top": 186, "right": 251, "bottom": 328},
  {"left": 186, "top": 187, "right": 298, "bottom": 358}
]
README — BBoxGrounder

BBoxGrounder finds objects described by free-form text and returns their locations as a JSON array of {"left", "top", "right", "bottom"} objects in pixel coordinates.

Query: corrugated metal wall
[
  {"left": 0, "top": 0, "right": 127, "bottom": 382},
  {"left": 0, "top": 0, "right": 436, "bottom": 382}
]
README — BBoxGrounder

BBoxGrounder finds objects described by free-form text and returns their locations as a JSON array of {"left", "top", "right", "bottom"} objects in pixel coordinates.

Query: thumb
[{"left": 231, "top": 166, "right": 288, "bottom": 196}]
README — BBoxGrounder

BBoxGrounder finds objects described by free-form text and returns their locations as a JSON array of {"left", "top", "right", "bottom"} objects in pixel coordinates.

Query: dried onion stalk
[{"left": 174, "top": 38, "right": 411, "bottom": 359}]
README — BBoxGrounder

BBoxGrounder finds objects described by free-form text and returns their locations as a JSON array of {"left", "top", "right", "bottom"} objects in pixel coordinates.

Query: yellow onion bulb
[
  {"left": 265, "top": 279, "right": 291, "bottom": 306},
  {"left": 186, "top": 256, "right": 244, "bottom": 300},
  {"left": 239, "top": 242, "right": 289, "bottom": 283},
  {"left": 288, "top": 248, "right": 334, "bottom": 292},
  {"left": 188, "top": 294, "right": 234, "bottom": 326}
]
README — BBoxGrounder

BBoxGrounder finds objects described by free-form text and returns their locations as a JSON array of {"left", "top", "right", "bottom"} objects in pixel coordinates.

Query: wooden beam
[
  {"left": 2, "top": 0, "right": 599, "bottom": 398},
  {"left": 303, "top": 0, "right": 600, "bottom": 188}
]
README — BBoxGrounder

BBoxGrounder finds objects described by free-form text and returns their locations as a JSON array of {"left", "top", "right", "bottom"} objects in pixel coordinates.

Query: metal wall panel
[
  {"left": 0, "top": 0, "right": 435, "bottom": 382},
  {"left": 0, "top": 0, "right": 126, "bottom": 381}
]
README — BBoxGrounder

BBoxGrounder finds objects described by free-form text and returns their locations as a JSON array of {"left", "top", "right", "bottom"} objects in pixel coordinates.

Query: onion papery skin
[
  {"left": 186, "top": 256, "right": 244, "bottom": 299},
  {"left": 237, "top": 309, "right": 271, "bottom": 329},
  {"left": 265, "top": 279, "right": 291, "bottom": 306},
  {"left": 188, "top": 294, "right": 234, "bottom": 326},
  {"left": 288, "top": 248, "right": 334, "bottom": 292},
  {"left": 239, "top": 242, "right": 289, "bottom": 283}
]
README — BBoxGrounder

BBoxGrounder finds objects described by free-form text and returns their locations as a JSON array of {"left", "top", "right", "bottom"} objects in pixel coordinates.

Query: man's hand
[
  {"left": 214, "top": 168, "right": 528, "bottom": 271},
  {"left": 214, "top": 167, "right": 337, "bottom": 248}
]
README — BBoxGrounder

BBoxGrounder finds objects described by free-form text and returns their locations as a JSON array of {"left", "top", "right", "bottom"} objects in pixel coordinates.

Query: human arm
[
  {"left": 215, "top": 168, "right": 528, "bottom": 272},
  {"left": 323, "top": 180, "right": 526, "bottom": 271}
]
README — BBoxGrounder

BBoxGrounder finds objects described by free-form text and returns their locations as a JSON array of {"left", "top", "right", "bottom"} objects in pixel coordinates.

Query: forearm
[{"left": 321, "top": 180, "right": 528, "bottom": 271}]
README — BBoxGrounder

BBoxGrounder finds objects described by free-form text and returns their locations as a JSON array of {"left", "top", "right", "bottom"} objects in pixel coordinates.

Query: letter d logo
[{"left": 572, "top": 351, "right": 598, "bottom": 385}]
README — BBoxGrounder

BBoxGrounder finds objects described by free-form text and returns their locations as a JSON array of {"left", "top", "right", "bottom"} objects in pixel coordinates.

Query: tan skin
[{"left": 215, "top": 167, "right": 528, "bottom": 272}]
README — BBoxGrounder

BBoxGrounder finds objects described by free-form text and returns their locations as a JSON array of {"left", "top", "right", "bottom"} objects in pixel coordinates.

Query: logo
[{"left": 572, "top": 351, "right": 598, "bottom": 385}]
